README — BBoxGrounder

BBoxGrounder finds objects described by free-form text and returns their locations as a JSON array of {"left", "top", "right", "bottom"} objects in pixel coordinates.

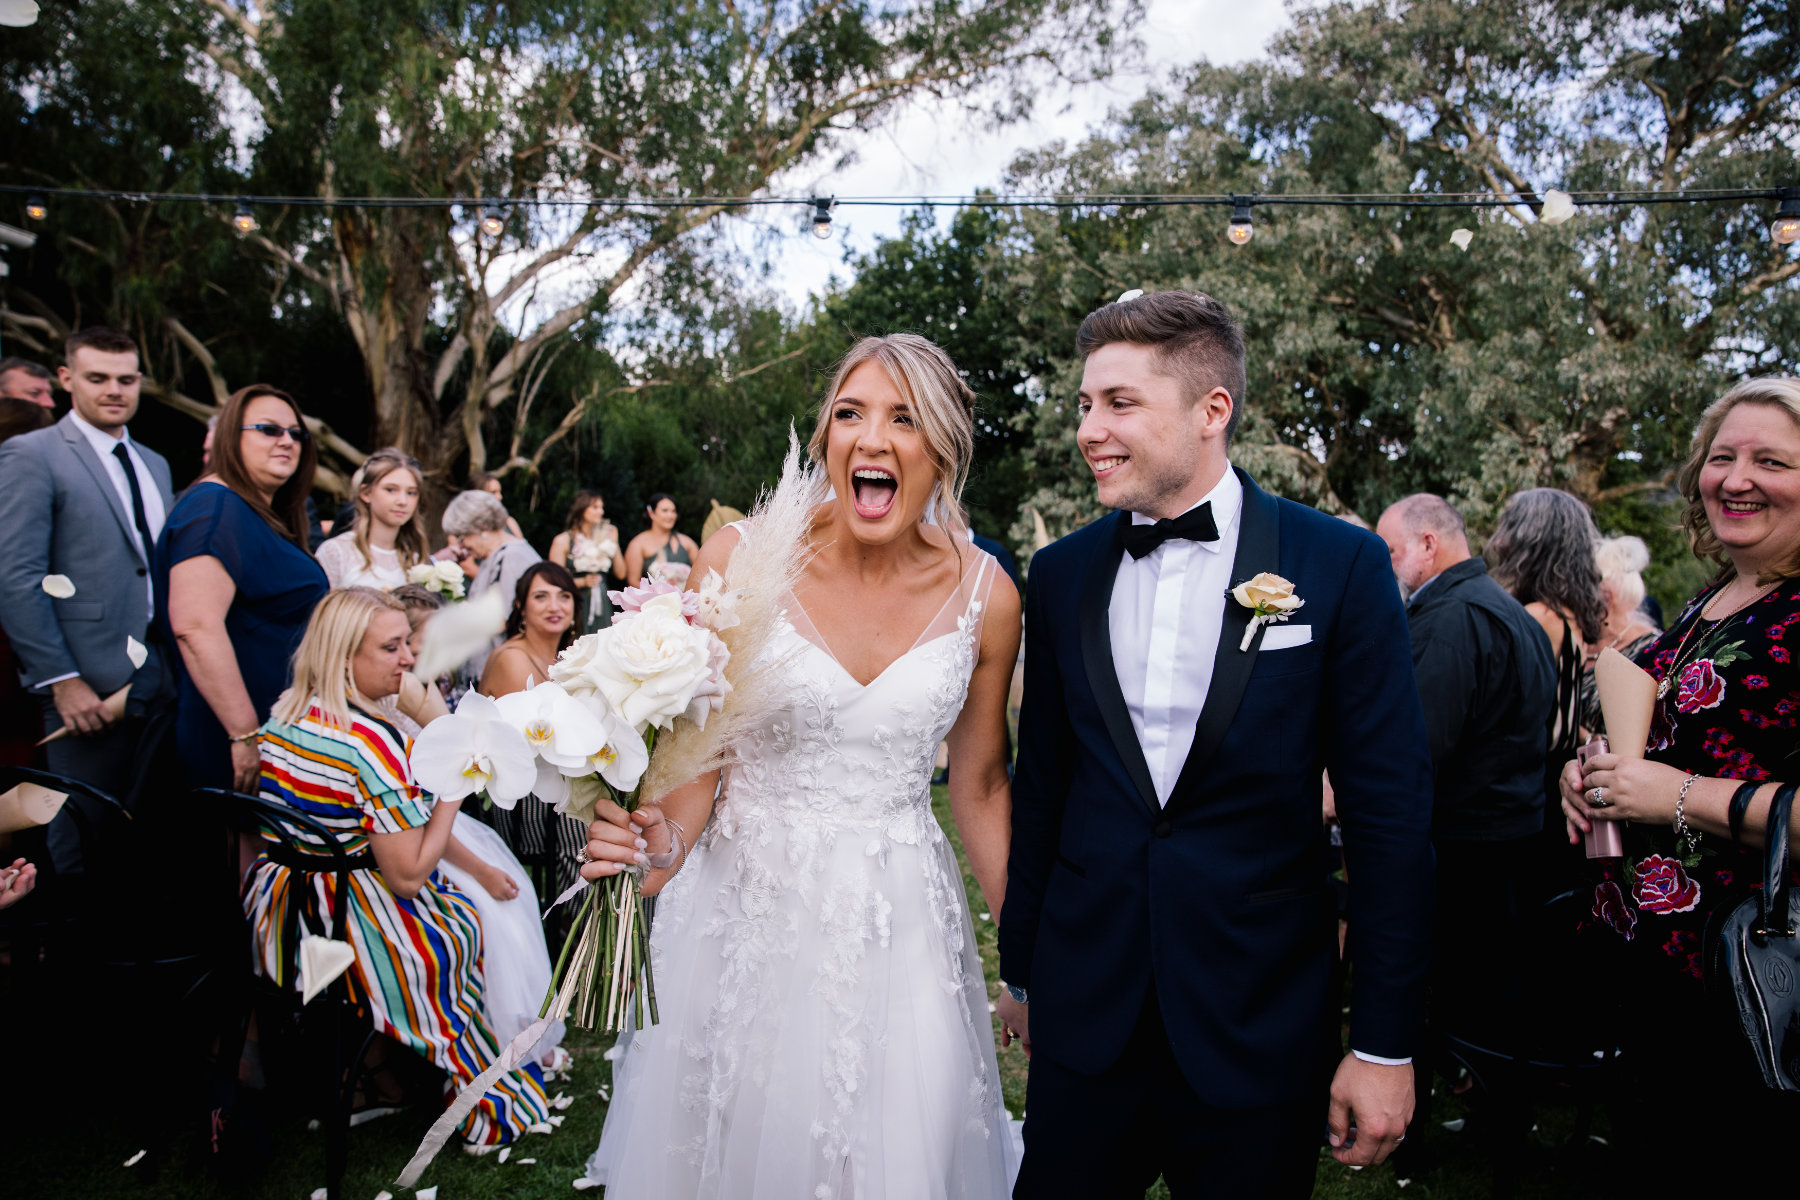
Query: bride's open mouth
[{"left": 851, "top": 466, "right": 898, "bottom": 520}]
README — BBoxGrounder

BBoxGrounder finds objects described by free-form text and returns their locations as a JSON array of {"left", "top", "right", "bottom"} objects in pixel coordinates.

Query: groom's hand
[
  {"left": 995, "top": 992, "right": 1031, "bottom": 1058},
  {"left": 1326, "top": 1054, "right": 1412, "bottom": 1166}
]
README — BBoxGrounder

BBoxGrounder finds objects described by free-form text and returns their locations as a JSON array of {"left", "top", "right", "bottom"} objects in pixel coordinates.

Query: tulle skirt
[
  {"left": 584, "top": 814, "right": 1016, "bottom": 1199},
  {"left": 437, "top": 812, "right": 566, "bottom": 1065}
]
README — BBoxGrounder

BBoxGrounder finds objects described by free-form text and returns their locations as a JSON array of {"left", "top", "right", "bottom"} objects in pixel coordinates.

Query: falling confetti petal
[
  {"left": 126, "top": 636, "right": 148, "bottom": 669},
  {"left": 1539, "top": 189, "right": 1575, "bottom": 225},
  {"left": 1116, "top": 289, "right": 1144, "bottom": 303},
  {"left": 1398, "top": 1180, "right": 1412, "bottom": 1189},
  {"left": 298, "top": 934, "right": 356, "bottom": 1005},
  {"left": 41, "top": 574, "right": 75, "bottom": 598},
  {"left": 1449, "top": 228, "right": 1473, "bottom": 251},
  {"left": 987, "top": 1002, "right": 997, "bottom": 1013},
  {"left": 498, "top": 1147, "right": 511, "bottom": 1164},
  {"left": 1442, "top": 1118, "right": 1466, "bottom": 1132},
  {"left": 123, "top": 1150, "right": 147, "bottom": 1167},
  {"left": 979, "top": 912, "right": 990, "bottom": 921},
  {"left": 307, "top": 1119, "right": 321, "bottom": 1132},
  {"left": 516, "top": 1159, "right": 537, "bottom": 1165},
  {"left": 311, "top": 1190, "right": 328, "bottom": 1200},
  {"left": 573, "top": 1180, "right": 601, "bottom": 1191}
]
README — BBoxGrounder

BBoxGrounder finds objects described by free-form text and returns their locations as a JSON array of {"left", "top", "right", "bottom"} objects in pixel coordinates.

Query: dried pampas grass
[{"left": 638, "top": 431, "right": 818, "bottom": 804}]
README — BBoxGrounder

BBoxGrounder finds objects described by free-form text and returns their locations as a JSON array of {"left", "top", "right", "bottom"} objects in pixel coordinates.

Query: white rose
[
  {"left": 564, "top": 595, "right": 718, "bottom": 733},
  {"left": 1230, "top": 572, "right": 1303, "bottom": 614}
]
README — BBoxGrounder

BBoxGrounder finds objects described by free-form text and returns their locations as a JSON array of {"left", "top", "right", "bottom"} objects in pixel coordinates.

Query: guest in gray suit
[{"left": 0, "top": 327, "right": 177, "bottom": 869}]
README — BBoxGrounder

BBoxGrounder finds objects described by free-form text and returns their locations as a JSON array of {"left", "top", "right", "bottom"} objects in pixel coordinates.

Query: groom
[{"left": 998, "top": 291, "right": 1434, "bottom": 1197}]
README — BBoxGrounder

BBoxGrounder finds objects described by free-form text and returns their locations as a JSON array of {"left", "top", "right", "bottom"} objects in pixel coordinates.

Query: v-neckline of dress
[{"left": 787, "top": 575, "right": 966, "bottom": 690}]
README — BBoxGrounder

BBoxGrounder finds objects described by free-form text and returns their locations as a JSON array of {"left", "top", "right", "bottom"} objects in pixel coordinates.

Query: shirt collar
[
  {"left": 68, "top": 407, "right": 131, "bottom": 450},
  {"left": 1129, "top": 464, "right": 1242, "bottom": 554}
]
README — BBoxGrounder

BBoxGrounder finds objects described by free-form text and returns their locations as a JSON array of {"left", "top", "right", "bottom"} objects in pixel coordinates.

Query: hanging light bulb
[
  {"left": 479, "top": 199, "right": 506, "bottom": 239},
  {"left": 232, "top": 198, "right": 257, "bottom": 235},
  {"left": 1772, "top": 187, "right": 1800, "bottom": 246},
  {"left": 1226, "top": 196, "right": 1254, "bottom": 246},
  {"left": 23, "top": 192, "right": 46, "bottom": 221},
  {"left": 811, "top": 197, "right": 834, "bottom": 239}
]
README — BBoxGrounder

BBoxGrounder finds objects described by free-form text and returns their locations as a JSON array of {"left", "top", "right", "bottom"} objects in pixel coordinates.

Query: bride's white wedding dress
[{"left": 585, "top": 545, "right": 1016, "bottom": 1199}]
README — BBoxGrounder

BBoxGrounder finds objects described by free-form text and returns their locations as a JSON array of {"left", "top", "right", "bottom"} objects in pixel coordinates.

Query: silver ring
[
  {"left": 575, "top": 847, "right": 592, "bottom": 864},
  {"left": 1589, "top": 786, "right": 1608, "bottom": 808}
]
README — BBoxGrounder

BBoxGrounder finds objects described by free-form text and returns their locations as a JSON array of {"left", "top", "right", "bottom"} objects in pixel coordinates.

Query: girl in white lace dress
[{"left": 578, "top": 335, "right": 1023, "bottom": 1199}]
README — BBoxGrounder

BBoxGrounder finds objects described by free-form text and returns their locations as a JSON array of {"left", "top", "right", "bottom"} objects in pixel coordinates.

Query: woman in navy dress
[{"left": 157, "top": 385, "right": 329, "bottom": 791}]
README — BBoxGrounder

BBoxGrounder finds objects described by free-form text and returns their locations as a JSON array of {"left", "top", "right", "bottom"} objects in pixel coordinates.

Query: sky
[{"left": 748, "top": 0, "right": 1296, "bottom": 311}]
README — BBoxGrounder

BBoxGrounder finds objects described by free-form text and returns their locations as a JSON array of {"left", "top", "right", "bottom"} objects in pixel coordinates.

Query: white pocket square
[{"left": 1260, "top": 624, "right": 1312, "bottom": 650}]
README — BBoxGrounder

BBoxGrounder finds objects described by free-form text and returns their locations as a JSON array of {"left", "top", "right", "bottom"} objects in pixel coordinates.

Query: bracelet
[
  {"left": 645, "top": 816, "right": 688, "bottom": 871},
  {"left": 1675, "top": 773, "right": 1702, "bottom": 853},
  {"left": 230, "top": 728, "right": 262, "bottom": 744}
]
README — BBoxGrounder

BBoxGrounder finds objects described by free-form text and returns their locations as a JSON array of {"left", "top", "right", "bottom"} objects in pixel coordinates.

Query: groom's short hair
[{"left": 1076, "top": 290, "right": 1248, "bottom": 443}]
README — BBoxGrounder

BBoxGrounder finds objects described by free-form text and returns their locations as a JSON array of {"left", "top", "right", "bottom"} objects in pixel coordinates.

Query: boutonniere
[{"left": 1231, "top": 572, "right": 1304, "bottom": 651}]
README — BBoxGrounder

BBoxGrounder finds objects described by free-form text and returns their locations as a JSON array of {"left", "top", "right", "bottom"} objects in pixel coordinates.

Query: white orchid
[
  {"left": 689, "top": 568, "right": 742, "bottom": 632},
  {"left": 494, "top": 681, "right": 608, "bottom": 773},
  {"left": 408, "top": 691, "right": 536, "bottom": 806}
]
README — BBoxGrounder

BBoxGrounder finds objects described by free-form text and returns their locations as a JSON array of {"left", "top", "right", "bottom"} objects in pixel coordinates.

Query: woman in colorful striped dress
[{"left": 244, "top": 586, "right": 551, "bottom": 1146}]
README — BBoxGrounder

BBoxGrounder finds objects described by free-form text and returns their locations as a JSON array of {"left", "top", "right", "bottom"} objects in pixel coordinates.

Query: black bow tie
[{"left": 1122, "top": 503, "right": 1219, "bottom": 560}]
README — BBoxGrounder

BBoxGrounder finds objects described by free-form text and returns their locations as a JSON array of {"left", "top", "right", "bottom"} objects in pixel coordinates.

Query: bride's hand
[{"left": 580, "top": 801, "right": 669, "bottom": 881}]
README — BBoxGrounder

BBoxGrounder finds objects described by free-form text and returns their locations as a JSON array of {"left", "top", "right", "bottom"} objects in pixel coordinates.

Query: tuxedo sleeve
[
  {"left": 1325, "top": 534, "right": 1436, "bottom": 1060},
  {"left": 999, "top": 553, "right": 1075, "bottom": 991}
]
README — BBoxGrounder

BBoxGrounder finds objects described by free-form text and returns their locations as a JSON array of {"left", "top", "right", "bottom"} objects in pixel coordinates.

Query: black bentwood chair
[{"left": 195, "top": 787, "right": 382, "bottom": 1200}]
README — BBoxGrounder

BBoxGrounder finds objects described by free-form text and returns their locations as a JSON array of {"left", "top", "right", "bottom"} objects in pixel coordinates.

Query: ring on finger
[{"left": 1588, "top": 786, "right": 1608, "bottom": 807}]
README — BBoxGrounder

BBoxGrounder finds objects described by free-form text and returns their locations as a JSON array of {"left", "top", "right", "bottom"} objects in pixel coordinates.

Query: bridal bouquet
[
  {"left": 397, "top": 437, "right": 816, "bottom": 1186},
  {"left": 571, "top": 537, "right": 617, "bottom": 576}
]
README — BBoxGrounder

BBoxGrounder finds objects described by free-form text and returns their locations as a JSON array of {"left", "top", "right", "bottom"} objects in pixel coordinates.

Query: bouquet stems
[{"left": 540, "top": 730, "right": 660, "bottom": 1034}]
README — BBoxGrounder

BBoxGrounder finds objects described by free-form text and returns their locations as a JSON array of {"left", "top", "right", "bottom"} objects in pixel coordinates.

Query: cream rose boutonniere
[{"left": 1231, "top": 572, "right": 1304, "bottom": 651}]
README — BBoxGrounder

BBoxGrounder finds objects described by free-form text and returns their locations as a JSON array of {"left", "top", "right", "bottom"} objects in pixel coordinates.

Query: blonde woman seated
[{"left": 244, "top": 587, "right": 552, "bottom": 1145}]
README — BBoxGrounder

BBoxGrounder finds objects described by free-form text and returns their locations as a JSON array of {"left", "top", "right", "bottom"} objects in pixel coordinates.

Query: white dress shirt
[
  {"left": 1109, "top": 467, "right": 1242, "bottom": 806},
  {"left": 68, "top": 408, "right": 165, "bottom": 619},
  {"left": 1108, "top": 465, "right": 1406, "bottom": 1065}
]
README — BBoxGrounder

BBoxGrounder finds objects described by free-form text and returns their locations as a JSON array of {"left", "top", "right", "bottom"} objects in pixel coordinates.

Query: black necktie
[
  {"left": 112, "top": 441, "right": 155, "bottom": 568},
  {"left": 1122, "top": 503, "right": 1220, "bottom": 560}
]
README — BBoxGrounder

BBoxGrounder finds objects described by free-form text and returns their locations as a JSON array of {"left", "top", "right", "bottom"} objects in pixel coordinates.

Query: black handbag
[{"left": 1707, "top": 782, "right": 1800, "bottom": 1090}]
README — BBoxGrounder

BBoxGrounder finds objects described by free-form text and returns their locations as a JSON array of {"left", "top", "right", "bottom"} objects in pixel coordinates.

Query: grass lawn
[{"left": 1, "top": 789, "right": 1615, "bottom": 1198}]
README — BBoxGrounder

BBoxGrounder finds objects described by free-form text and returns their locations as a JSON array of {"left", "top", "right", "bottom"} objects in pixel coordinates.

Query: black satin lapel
[
  {"left": 1078, "top": 512, "right": 1160, "bottom": 816},
  {"left": 1169, "top": 469, "right": 1281, "bottom": 808}
]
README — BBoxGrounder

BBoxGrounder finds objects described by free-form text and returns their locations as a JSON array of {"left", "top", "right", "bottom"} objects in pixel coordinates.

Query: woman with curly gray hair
[{"left": 442, "top": 488, "right": 540, "bottom": 677}]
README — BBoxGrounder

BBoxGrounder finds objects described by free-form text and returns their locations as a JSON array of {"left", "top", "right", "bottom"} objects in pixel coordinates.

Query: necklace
[{"left": 1656, "top": 579, "right": 1780, "bottom": 700}]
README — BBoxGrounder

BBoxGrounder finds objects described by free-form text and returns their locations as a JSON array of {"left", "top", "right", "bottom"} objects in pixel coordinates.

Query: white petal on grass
[
  {"left": 551, "top": 1093, "right": 573, "bottom": 1110},
  {"left": 375, "top": 1192, "right": 394, "bottom": 1200},
  {"left": 1449, "top": 228, "right": 1473, "bottom": 251},
  {"left": 516, "top": 1158, "right": 538, "bottom": 1165},
  {"left": 123, "top": 1150, "right": 147, "bottom": 1167},
  {"left": 529, "top": 1121, "right": 555, "bottom": 1135},
  {"left": 573, "top": 1180, "right": 601, "bottom": 1191},
  {"left": 409, "top": 691, "right": 537, "bottom": 805},
  {"left": 416, "top": 1189, "right": 439, "bottom": 1200},
  {"left": 548, "top": 1115, "right": 565, "bottom": 1127},
  {"left": 602, "top": 1045, "right": 621, "bottom": 1061},
  {"left": 41, "top": 574, "right": 75, "bottom": 598},
  {"left": 126, "top": 636, "right": 148, "bottom": 669},
  {"left": 1538, "top": 189, "right": 1575, "bottom": 225},
  {"left": 311, "top": 1190, "right": 328, "bottom": 1200},
  {"left": 413, "top": 587, "right": 507, "bottom": 681},
  {"left": 498, "top": 1147, "right": 511, "bottom": 1164}
]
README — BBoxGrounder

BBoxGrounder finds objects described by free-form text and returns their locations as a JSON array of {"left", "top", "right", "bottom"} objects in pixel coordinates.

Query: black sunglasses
[{"left": 241, "top": 423, "right": 311, "bottom": 444}]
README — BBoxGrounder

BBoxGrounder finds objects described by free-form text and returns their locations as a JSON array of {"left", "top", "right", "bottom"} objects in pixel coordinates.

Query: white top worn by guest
[{"left": 316, "top": 534, "right": 406, "bottom": 590}]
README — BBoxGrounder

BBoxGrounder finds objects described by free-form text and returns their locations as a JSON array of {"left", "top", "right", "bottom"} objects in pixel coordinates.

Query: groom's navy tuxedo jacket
[{"left": 1000, "top": 469, "right": 1435, "bottom": 1108}]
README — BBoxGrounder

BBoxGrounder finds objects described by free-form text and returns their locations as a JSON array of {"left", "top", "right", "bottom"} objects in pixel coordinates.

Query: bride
[{"left": 577, "top": 333, "right": 1022, "bottom": 1199}]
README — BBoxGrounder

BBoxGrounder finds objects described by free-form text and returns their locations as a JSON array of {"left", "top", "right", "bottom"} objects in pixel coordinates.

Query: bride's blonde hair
[{"left": 807, "top": 334, "right": 976, "bottom": 537}]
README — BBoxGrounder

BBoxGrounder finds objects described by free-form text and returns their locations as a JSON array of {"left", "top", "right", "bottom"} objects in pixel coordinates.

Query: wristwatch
[{"left": 1005, "top": 983, "right": 1028, "bottom": 1005}]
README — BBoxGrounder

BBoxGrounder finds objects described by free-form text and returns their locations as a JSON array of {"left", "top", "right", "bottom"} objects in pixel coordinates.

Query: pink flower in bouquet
[
  {"left": 1632, "top": 854, "right": 1701, "bottom": 915},
  {"left": 609, "top": 578, "right": 699, "bottom": 622}
]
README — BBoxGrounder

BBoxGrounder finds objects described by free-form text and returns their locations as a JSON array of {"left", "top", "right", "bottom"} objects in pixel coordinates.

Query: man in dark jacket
[{"left": 1376, "top": 494, "right": 1555, "bottom": 1058}]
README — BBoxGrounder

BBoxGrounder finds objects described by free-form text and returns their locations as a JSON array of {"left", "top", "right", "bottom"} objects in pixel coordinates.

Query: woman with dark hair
[
  {"left": 158, "top": 385, "right": 329, "bottom": 790},
  {"left": 477, "top": 560, "right": 585, "bottom": 902},
  {"left": 623, "top": 492, "right": 697, "bottom": 586},
  {"left": 1484, "top": 487, "right": 1605, "bottom": 852},
  {"left": 548, "top": 490, "right": 622, "bottom": 632}
]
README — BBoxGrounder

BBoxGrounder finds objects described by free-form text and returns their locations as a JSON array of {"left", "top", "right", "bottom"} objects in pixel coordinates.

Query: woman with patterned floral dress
[{"left": 1561, "top": 377, "right": 1800, "bottom": 1186}]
